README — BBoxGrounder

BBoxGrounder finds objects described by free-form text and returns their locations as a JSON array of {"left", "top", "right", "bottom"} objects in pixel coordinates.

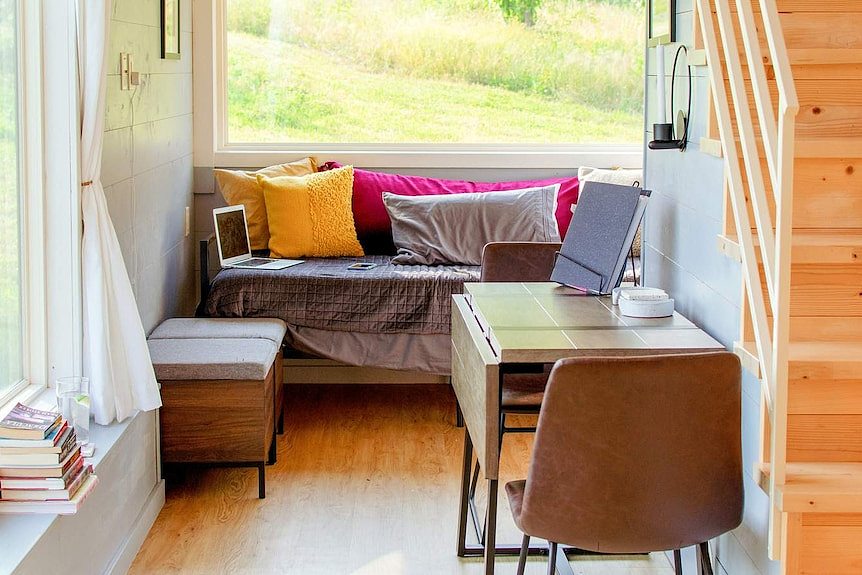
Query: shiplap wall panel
[{"left": 102, "top": 0, "right": 195, "bottom": 333}]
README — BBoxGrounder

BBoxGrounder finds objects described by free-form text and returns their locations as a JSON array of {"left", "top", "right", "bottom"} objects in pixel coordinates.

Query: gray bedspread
[{"left": 204, "top": 255, "right": 481, "bottom": 335}]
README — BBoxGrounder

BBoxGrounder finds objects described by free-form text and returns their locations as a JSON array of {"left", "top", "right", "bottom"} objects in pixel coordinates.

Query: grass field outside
[{"left": 226, "top": 0, "right": 645, "bottom": 144}]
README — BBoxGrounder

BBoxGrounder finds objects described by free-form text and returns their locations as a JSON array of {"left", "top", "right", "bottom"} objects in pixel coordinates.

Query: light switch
[{"left": 120, "top": 53, "right": 130, "bottom": 90}]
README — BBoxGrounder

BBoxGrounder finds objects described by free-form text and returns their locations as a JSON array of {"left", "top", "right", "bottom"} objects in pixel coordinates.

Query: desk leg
[
  {"left": 457, "top": 428, "right": 473, "bottom": 556},
  {"left": 484, "top": 479, "right": 498, "bottom": 575}
]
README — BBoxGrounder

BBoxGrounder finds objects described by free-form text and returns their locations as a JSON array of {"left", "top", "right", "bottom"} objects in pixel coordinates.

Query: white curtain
[{"left": 78, "top": 0, "right": 161, "bottom": 424}]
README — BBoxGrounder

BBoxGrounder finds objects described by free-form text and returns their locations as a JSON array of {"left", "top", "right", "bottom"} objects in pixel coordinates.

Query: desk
[{"left": 451, "top": 282, "right": 723, "bottom": 575}]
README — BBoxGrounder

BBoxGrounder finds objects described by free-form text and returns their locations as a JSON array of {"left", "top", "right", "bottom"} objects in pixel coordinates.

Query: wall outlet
[{"left": 184, "top": 206, "right": 191, "bottom": 238}]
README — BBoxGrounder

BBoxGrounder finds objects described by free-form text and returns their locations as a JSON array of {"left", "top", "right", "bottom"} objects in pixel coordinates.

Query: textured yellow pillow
[
  {"left": 258, "top": 166, "right": 364, "bottom": 258},
  {"left": 214, "top": 157, "right": 317, "bottom": 250}
]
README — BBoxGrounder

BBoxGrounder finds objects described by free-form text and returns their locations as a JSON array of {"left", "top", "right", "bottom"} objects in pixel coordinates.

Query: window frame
[
  {"left": 1, "top": 0, "right": 39, "bottom": 405},
  {"left": 1, "top": 0, "right": 81, "bottom": 409},
  {"left": 197, "top": 0, "right": 644, "bottom": 170}
]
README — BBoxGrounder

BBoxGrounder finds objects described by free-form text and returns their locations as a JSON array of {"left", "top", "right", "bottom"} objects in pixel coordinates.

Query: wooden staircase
[{"left": 697, "top": 0, "right": 862, "bottom": 572}]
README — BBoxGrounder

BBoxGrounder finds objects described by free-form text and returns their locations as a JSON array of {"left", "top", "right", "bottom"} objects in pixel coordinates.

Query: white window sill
[
  {"left": 0, "top": 388, "right": 142, "bottom": 574},
  {"left": 212, "top": 144, "right": 644, "bottom": 170}
]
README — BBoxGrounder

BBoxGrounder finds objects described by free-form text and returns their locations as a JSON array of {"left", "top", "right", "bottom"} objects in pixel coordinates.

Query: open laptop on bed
[{"left": 213, "top": 205, "right": 303, "bottom": 270}]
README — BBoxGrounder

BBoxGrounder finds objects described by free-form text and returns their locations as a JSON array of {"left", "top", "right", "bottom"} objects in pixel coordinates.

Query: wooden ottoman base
[{"left": 159, "top": 362, "right": 277, "bottom": 499}]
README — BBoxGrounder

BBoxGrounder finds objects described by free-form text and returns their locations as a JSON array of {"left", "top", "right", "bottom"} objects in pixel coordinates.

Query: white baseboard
[{"left": 105, "top": 479, "right": 166, "bottom": 575}]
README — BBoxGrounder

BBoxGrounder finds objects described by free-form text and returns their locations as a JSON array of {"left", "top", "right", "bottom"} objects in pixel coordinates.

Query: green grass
[{"left": 226, "top": 0, "right": 644, "bottom": 144}]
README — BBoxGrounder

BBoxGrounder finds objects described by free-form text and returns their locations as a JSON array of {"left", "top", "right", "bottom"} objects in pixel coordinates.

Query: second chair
[{"left": 506, "top": 352, "right": 744, "bottom": 575}]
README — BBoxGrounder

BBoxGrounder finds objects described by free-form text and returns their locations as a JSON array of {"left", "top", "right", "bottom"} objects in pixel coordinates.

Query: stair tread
[
  {"left": 718, "top": 231, "right": 862, "bottom": 267},
  {"left": 738, "top": 341, "right": 862, "bottom": 362},
  {"left": 758, "top": 462, "right": 862, "bottom": 512},
  {"left": 789, "top": 341, "right": 862, "bottom": 363},
  {"left": 721, "top": 231, "right": 862, "bottom": 247}
]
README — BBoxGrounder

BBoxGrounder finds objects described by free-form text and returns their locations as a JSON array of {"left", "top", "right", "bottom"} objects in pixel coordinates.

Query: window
[
  {"left": 219, "top": 0, "right": 644, "bottom": 153},
  {"left": 0, "top": 0, "right": 23, "bottom": 400}
]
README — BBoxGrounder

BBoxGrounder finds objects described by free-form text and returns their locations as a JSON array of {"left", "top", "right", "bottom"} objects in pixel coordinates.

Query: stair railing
[{"left": 695, "top": 0, "right": 798, "bottom": 560}]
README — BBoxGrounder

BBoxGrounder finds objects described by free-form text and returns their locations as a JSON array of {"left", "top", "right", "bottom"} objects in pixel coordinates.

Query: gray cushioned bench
[{"left": 148, "top": 318, "right": 287, "bottom": 499}]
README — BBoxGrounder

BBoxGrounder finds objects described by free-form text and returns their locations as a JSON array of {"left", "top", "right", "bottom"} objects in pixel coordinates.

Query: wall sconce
[{"left": 649, "top": 44, "right": 691, "bottom": 151}]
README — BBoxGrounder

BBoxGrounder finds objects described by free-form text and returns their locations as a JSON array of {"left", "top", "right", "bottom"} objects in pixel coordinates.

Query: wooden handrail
[
  {"left": 696, "top": 0, "right": 775, "bottom": 412},
  {"left": 715, "top": 0, "right": 778, "bottom": 311},
  {"left": 734, "top": 0, "right": 779, "bottom": 185}
]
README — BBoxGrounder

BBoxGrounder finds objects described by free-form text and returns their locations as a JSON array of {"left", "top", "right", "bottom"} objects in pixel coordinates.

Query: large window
[
  {"left": 223, "top": 0, "right": 644, "bottom": 146},
  {"left": 0, "top": 0, "right": 22, "bottom": 399}
]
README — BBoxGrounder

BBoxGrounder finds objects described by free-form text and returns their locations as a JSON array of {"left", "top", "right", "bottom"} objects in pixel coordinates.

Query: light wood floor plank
[{"left": 130, "top": 385, "right": 673, "bottom": 575}]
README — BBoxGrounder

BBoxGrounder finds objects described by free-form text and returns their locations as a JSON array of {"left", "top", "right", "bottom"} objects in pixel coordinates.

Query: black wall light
[{"left": 649, "top": 44, "right": 691, "bottom": 151}]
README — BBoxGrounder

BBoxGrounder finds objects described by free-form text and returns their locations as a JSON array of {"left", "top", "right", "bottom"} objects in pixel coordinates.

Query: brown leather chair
[
  {"left": 506, "top": 352, "right": 743, "bottom": 575},
  {"left": 480, "top": 241, "right": 562, "bottom": 284}
]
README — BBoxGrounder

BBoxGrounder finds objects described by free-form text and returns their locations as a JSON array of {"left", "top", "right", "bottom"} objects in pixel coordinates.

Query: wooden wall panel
[
  {"left": 788, "top": 415, "right": 862, "bottom": 462},
  {"left": 799, "top": 525, "right": 862, "bottom": 574}
]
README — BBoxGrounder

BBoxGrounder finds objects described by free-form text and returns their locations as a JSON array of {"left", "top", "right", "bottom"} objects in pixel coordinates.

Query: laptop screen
[{"left": 215, "top": 209, "right": 251, "bottom": 260}]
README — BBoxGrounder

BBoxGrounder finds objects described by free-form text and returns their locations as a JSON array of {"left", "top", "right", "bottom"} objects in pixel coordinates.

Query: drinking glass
[{"left": 55, "top": 376, "right": 90, "bottom": 447}]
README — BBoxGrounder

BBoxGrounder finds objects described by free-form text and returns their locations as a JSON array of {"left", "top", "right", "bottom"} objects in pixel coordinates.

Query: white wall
[
  {"left": 642, "top": 1, "right": 779, "bottom": 574},
  {"left": 103, "top": 0, "right": 195, "bottom": 333}
]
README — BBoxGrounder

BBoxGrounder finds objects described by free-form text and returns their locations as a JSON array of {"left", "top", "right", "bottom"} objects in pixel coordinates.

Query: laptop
[{"left": 213, "top": 205, "right": 303, "bottom": 270}]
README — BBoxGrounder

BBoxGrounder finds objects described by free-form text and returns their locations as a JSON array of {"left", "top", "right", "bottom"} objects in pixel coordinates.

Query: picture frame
[
  {"left": 160, "top": 0, "right": 180, "bottom": 60},
  {"left": 647, "top": 0, "right": 675, "bottom": 47}
]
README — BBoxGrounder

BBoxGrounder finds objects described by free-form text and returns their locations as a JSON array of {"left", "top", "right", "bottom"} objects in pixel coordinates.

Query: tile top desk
[
  {"left": 451, "top": 282, "right": 724, "bottom": 574},
  {"left": 451, "top": 281, "right": 724, "bottom": 481}
]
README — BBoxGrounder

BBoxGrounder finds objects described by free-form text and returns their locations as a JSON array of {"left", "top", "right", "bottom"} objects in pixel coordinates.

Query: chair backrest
[
  {"left": 519, "top": 352, "right": 743, "bottom": 553},
  {"left": 480, "top": 242, "right": 562, "bottom": 282}
]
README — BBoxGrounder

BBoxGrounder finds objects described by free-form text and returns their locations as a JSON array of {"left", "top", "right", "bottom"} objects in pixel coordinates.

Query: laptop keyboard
[{"left": 234, "top": 258, "right": 272, "bottom": 267}]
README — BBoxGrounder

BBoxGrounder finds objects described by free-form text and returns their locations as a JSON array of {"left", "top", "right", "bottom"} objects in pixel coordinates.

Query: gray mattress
[{"left": 204, "top": 255, "right": 481, "bottom": 335}]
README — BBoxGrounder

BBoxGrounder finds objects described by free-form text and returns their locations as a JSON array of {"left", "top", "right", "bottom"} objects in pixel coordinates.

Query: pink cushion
[{"left": 320, "top": 162, "right": 579, "bottom": 254}]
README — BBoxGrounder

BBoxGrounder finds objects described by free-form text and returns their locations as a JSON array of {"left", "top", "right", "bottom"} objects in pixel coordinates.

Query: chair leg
[
  {"left": 673, "top": 549, "right": 683, "bottom": 575},
  {"left": 547, "top": 541, "right": 558, "bottom": 575},
  {"left": 697, "top": 542, "right": 714, "bottom": 575},
  {"left": 516, "top": 533, "right": 530, "bottom": 575},
  {"left": 456, "top": 402, "right": 464, "bottom": 428},
  {"left": 257, "top": 463, "right": 266, "bottom": 499}
]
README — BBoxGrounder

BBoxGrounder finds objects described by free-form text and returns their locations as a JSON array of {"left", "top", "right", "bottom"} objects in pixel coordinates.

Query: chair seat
[
  {"left": 505, "top": 479, "right": 527, "bottom": 531},
  {"left": 501, "top": 373, "right": 548, "bottom": 409}
]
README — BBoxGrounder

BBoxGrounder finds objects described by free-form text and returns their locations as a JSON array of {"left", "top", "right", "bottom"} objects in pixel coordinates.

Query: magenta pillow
[{"left": 319, "top": 162, "right": 579, "bottom": 254}]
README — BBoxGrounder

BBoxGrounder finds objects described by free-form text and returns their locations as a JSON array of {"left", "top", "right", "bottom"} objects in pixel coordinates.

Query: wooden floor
[{"left": 131, "top": 385, "right": 673, "bottom": 575}]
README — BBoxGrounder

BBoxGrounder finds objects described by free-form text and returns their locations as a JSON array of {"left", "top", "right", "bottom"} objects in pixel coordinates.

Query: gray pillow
[{"left": 383, "top": 185, "right": 561, "bottom": 266}]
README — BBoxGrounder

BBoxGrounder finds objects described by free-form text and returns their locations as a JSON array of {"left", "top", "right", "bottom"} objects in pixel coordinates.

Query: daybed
[{"left": 199, "top": 163, "right": 642, "bottom": 376}]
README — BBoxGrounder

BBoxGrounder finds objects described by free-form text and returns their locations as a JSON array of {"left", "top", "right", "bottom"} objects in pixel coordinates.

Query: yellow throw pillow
[
  {"left": 258, "top": 166, "right": 365, "bottom": 258},
  {"left": 214, "top": 157, "right": 318, "bottom": 250}
]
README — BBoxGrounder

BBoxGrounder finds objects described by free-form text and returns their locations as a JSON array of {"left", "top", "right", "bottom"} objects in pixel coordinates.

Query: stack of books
[{"left": 0, "top": 403, "right": 98, "bottom": 514}]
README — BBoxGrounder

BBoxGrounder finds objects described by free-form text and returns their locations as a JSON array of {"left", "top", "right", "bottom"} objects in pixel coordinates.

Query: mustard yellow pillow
[
  {"left": 214, "top": 157, "right": 317, "bottom": 250},
  {"left": 257, "top": 166, "right": 364, "bottom": 258}
]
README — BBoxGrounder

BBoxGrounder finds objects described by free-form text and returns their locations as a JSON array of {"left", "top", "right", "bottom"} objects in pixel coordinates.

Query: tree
[{"left": 495, "top": 0, "right": 542, "bottom": 26}]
